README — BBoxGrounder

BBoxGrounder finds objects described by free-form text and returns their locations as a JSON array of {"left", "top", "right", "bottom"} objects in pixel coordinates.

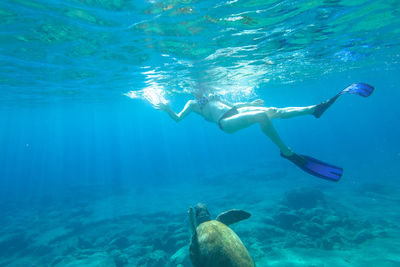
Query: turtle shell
[{"left": 190, "top": 220, "right": 255, "bottom": 267}]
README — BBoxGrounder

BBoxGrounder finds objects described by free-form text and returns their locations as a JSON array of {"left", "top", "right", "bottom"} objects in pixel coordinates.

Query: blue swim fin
[
  {"left": 340, "top": 83, "right": 374, "bottom": 97},
  {"left": 313, "top": 83, "right": 374, "bottom": 118},
  {"left": 281, "top": 152, "right": 343, "bottom": 182}
]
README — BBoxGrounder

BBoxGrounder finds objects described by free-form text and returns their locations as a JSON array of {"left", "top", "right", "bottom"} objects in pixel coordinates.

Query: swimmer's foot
[
  {"left": 313, "top": 83, "right": 375, "bottom": 118},
  {"left": 280, "top": 152, "right": 343, "bottom": 182},
  {"left": 313, "top": 95, "right": 340, "bottom": 118}
]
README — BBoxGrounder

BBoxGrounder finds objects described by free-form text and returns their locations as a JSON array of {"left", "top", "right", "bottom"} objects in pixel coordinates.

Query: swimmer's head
[
  {"left": 192, "top": 83, "right": 210, "bottom": 99},
  {"left": 192, "top": 90, "right": 204, "bottom": 100}
]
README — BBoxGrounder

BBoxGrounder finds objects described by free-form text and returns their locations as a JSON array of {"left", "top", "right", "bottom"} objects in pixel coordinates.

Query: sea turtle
[{"left": 188, "top": 203, "right": 255, "bottom": 267}]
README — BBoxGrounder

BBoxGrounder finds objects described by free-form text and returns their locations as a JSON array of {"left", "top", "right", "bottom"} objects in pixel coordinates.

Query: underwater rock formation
[
  {"left": 268, "top": 187, "right": 378, "bottom": 250},
  {"left": 284, "top": 187, "right": 325, "bottom": 210},
  {"left": 170, "top": 245, "right": 190, "bottom": 266},
  {"left": 53, "top": 252, "right": 116, "bottom": 267},
  {"left": 0, "top": 183, "right": 396, "bottom": 267},
  {"left": 137, "top": 249, "right": 168, "bottom": 267}
]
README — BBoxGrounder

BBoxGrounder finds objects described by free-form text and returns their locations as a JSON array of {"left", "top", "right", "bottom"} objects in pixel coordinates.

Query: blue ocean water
[{"left": 1, "top": 0, "right": 400, "bottom": 266}]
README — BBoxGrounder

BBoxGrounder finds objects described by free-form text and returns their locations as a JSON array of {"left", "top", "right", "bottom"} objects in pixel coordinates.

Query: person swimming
[{"left": 152, "top": 83, "right": 374, "bottom": 181}]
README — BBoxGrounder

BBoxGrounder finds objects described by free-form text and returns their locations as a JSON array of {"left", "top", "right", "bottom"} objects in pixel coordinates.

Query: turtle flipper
[{"left": 216, "top": 209, "right": 251, "bottom": 226}]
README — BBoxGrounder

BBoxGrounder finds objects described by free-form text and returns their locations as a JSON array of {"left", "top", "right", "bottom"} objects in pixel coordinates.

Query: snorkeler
[{"left": 153, "top": 83, "right": 374, "bottom": 182}]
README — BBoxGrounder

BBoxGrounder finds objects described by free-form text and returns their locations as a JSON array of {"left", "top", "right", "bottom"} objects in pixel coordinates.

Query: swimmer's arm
[
  {"left": 220, "top": 99, "right": 264, "bottom": 108},
  {"left": 155, "top": 100, "right": 194, "bottom": 122}
]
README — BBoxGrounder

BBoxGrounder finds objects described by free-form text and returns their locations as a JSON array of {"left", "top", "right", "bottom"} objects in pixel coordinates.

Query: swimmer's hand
[
  {"left": 251, "top": 99, "right": 264, "bottom": 106},
  {"left": 153, "top": 102, "right": 170, "bottom": 111}
]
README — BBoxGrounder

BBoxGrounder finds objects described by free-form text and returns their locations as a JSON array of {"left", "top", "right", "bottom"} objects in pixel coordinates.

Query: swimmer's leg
[
  {"left": 237, "top": 106, "right": 315, "bottom": 119},
  {"left": 220, "top": 110, "right": 343, "bottom": 181},
  {"left": 269, "top": 106, "right": 315, "bottom": 119},
  {"left": 219, "top": 111, "right": 293, "bottom": 156}
]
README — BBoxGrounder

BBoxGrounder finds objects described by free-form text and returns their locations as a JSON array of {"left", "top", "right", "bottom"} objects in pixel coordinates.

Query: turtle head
[{"left": 194, "top": 203, "right": 211, "bottom": 225}]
